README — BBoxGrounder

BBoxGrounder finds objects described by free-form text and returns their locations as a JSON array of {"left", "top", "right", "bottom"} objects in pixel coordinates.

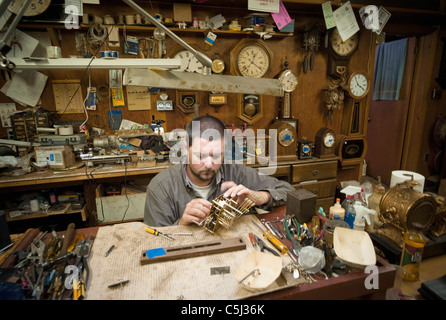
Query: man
[{"left": 144, "top": 115, "right": 295, "bottom": 226}]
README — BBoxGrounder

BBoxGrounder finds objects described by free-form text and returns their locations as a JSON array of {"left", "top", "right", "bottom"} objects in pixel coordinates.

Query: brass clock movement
[
  {"left": 314, "top": 127, "right": 336, "bottom": 158},
  {"left": 327, "top": 28, "right": 359, "bottom": 78},
  {"left": 230, "top": 39, "right": 272, "bottom": 78}
]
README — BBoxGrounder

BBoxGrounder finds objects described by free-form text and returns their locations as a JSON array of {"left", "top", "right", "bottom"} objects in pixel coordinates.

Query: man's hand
[
  {"left": 221, "top": 181, "right": 271, "bottom": 206},
  {"left": 179, "top": 198, "right": 211, "bottom": 225}
]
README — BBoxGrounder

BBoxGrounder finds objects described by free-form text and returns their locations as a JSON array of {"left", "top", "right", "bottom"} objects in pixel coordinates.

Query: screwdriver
[
  {"left": 145, "top": 226, "right": 174, "bottom": 240},
  {"left": 252, "top": 221, "right": 288, "bottom": 255}
]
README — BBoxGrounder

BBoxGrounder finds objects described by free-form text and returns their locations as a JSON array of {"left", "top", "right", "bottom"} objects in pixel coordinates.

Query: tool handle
[
  {"left": 145, "top": 226, "right": 159, "bottom": 236},
  {"left": 263, "top": 230, "right": 288, "bottom": 255},
  {"left": 59, "top": 223, "right": 76, "bottom": 257}
]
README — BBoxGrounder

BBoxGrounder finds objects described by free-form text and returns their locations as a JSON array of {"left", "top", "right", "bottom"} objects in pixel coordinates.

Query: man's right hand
[{"left": 179, "top": 198, "right": 212, "bottom": 225}]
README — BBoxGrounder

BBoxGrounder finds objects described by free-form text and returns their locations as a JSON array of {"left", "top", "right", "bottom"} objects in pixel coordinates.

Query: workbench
[{"left": 1, "top": 206, "right": 398, "bottom": 300}]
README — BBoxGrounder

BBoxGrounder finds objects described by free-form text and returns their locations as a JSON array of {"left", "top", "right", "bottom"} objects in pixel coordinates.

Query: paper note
[
  {"left": 322, "top": 1, "right": 336, "bottom": 29},
  {"left": 271, "top": 1, "right": 291, "bottom": 30},
  {"left": 0, "top": 29, "right": 39, "bottom": 59},
  {"left": 6, "top": 70, "right": 48, "bottom": 107},
  {"left": 126, "top": 86, "right": 151, "bottom": 111},
  {"left": 52, "top": 79, "right": 84, "bottom": 113},
  {"left": 0, "top": 103, "right": 17, "bottom": 127},
  {"left": 333, "top": 1, "right": 360, "bottom": 42},
  {"left": 377, "top": 6, "right": 391, "bottom": 35},
  {"left": 248, "top": 0, "right": 280, "bottom": 13}
]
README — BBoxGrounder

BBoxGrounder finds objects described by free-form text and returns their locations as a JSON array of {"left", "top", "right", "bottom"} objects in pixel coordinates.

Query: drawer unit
[
  {"left": 292, "top": 159, "right": 338, "bottom": 214},
  {"left": 292, "top": 160, "right": 337, "bottom": 183}
]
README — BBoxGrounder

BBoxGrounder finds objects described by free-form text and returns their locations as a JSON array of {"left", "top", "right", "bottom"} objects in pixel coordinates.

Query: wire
[{"left": 58, "top": 24, "right": 114, "bottom": 116}]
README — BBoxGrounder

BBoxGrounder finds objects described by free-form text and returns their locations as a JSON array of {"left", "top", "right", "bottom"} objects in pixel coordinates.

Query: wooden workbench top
[{"left": 0, "top": 161, "right": 171, "bottom": 188}]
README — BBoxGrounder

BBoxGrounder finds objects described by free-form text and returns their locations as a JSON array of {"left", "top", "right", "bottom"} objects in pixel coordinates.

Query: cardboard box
[
  {"left": 35, "top": 145, "right": 75, "bottom": 169},
  {"left": 174, "top": 3, "right": 192, "bottom": 22}
]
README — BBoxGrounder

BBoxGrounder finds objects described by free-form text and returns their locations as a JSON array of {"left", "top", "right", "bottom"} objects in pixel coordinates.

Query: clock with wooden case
[
  {"left": 314, "top": 127, "right": 336, "bottom": 158},
  {"left": 327, "top": 28, "right": 359, "bottom": 78},
  {"left": 269, "top": 121, "right": 298, "bottom": 162},
  {"left": 230, "top": 39, "right": 272, "bottom": 78},
  {"left": 347, "top": 71, "right": 370, "bottom": 99},
  {"left": 297, "top": 137, "right": 313, "bottom": 160}
]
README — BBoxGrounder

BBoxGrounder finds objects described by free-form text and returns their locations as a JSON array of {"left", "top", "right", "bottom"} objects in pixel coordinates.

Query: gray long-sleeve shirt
[{"left": 144, "top": 163, "right": 295, "bottom": 226}]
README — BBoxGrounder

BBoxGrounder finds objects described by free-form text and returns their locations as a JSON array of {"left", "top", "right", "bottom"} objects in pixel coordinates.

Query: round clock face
[
  {"left": 173, "top": 50, "right": 204, "bottom": 73},
  {"left": 236, "top": 44, "right": 271, "bottom": 78},
  {"left": 349, "top": 72, "right": 369, "bottom": 98},
  {"left": 211, "top": 58, "right": 225, "bottom": 74},
  {"left": 278, "top": 69, "right": 298, "bottom": 92},
  {"left": 330, "top": 28, "right": 358, "bottom": 57},
  {"left": 324, "top": 133, "right": 335, "bottom": 147},
  {"left": 278, "top": 127, "right": 295, "bottom": 147},
  {"left": 8, "top": 0, "right": 51, "bottom": 16}
]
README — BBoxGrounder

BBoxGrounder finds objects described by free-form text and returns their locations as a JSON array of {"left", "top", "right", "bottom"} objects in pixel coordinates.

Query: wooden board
[{"left": 140, "top": 237, "right": 246, "bottom": 265}]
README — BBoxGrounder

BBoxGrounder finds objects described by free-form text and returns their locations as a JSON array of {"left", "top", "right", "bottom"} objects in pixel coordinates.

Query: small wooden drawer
[
  {"left": 256, "top": 165, "right": 290, "bottom": 178},
  {"left": 293, "top": 178, "right": 337, "bottom": 198},
  {"left": 292, "top": 160, "right": 337, "bottom": 183}
]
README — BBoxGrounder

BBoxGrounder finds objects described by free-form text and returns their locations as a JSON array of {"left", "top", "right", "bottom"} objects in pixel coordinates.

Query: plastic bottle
[
  {"left": 343, "top": 195, "right": 356, "bottom": 229},
  {"left": 400, "top": 223, "right": 427, "bottom": 281},
  {"left": 329, "top": 198, "right": 345, "bottom": 220}
]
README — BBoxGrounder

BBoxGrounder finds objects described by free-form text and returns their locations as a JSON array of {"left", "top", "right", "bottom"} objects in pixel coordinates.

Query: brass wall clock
[
  {"left": 230, "top": 39, "right": 272, "bottom": 78},
  {"left": 211, "top": 53, "right": 225, "bottom": 74},
  {"left": 8, "top": 0, "right": 51, "bottom": 16},
  {"left": 327, "top": 28, "right": 359, "bottom": 78}
]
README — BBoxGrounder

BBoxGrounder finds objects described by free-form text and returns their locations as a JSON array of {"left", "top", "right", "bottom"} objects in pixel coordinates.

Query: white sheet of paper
[
  {"left": 6, "top": 70, "right": 48, "bottom": 107},
  {"left": 0, "top": 29, "right": 39, "bottom": 59},
  {"left": 333, "top": 1, "right": 360, "bottom": 42},
  {"left": 248, "top": 0, "right": 280, "bottom": 13}
]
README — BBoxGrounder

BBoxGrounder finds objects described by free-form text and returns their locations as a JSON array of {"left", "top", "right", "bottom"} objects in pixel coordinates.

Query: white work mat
[{"left": 85, "top": 215, "right": 304, "bottom": 300}]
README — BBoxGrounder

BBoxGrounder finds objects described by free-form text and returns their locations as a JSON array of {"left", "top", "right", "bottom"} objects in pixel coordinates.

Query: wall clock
[
  {"left": 314, "top": 127, "right": 336, "bottom": 159},
  {"left": 237, "top": 94, "right": 263, "bottom": 124},
  {"left": 168, "top": 44, "right": 206, "bottom": 73},
  {"left": 230, "top": 39, "right": 272, "bottom": 78},
  {"left": 211, "top": 53, "right": 225, "bottom": 74},
  {"left": 269, "top": 121, "right": 298, "bottom": 162},
  {"left": 347, "top": 70, "right": 370, "bottom": 99},
  {"left": 327, "top": 28, "right": 359, "bottom": 78},
  {"left": 8, "top": 0, "right": 51, "bottom": 16}
]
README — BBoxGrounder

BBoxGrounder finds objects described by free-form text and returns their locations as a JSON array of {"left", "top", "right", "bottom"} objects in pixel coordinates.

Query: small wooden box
[{"left": 286, "top": 189, "right": 317, "bottom": 223}]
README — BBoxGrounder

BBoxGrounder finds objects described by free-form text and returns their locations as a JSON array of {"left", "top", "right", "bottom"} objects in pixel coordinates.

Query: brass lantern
[{"left": 377, "top": 178, "right": 438, "bottom": 247}]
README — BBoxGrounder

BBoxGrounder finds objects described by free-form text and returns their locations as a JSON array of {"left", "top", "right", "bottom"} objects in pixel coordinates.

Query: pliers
[{"left": 254, "top": 235, "right": 279, "bottom": 256}]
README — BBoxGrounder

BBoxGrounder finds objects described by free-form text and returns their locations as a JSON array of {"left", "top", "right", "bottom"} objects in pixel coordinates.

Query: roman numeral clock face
[
  {"left": 348, "top": 71, "right": 370, "bottom": 99},
  {"left": 231, "top": 39, "right": 272, "bottom": 78}
]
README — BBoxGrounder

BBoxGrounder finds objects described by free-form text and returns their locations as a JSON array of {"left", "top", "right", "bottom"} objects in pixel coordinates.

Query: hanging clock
[
  {"left": 347, "top": 71, "right": 370, "bottom": 99},
  {"left": 269, "top": 121, "right": 298, "bottom": 162},
  {"left": 168, "top": 44, "right": 206, "bottom": 73},
  {"left": 230, "top": 39, "right": 272, "bottom": 78},
  {"left": 277, "top": 59, "right": 298, "bottom": 120},
  {"left": 211, "top": 53, "right": 225, "bottom": 74},
  {"left": 314, "top": 127, "right": 336, "bottom": 158},
  {"left": 327, "top": 28, "right": 359, "bottom": 78},
  {"left": 8, "top": 0, "right": 51, "bottom": 16}
]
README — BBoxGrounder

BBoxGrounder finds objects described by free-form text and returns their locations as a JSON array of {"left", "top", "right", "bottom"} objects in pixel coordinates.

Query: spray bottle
[{"left": 340, "top": 186, "right": 376, "bottom": 230}]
